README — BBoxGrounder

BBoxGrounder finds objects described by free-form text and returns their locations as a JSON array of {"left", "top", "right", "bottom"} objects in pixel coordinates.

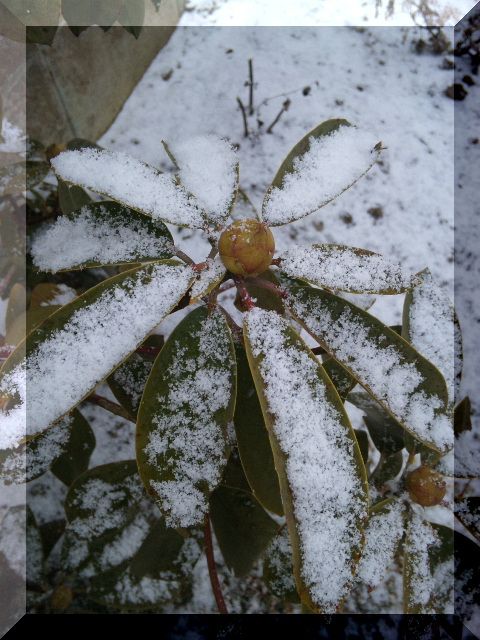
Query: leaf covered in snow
[
  {"left": 190, "top": 255, "right": 226, "bottom": 303},
  {"left": 163, "top": 135, "right": 239, "bottom": 229},
  {"left": 31, "top": 201, "right": 174, "bottom": 272},
  {"left": 278, "top": 244, "right": 419, "bottom": 294},
  {"left": 244, "top": 308, "right": 368, "bottom": 613},
  {"left": 0, "top": 261, "right": 194, "bottom": 449},
  {"left": 402, "top": 269, "right": 461, "bottom": 405},
  {"left": 263, "top": 527, "right": 299, "bottom": 602},
  {"left": 262, "top": 119, "right": 381, "bottom": 226},
  {"left": 136, "top": 306, "right": 236, "bottom": 528},
  {"left": 107, "top": 352, "right": 153, "bottom": 419},
  {"left": 51, "top": 148, "right": 205, "bottom": 229},
  {"left": 281, "top": 276, "right": 452, "bottom": 453}
]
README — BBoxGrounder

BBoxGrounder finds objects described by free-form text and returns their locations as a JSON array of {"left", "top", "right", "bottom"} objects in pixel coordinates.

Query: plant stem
[
  {"left": 204, "top": 514, "right": 228, "bottom": 614},
  {"left": 234, "top": 277, "right": 256, "bottom": 310},
  {"left": 174, "top": 248, "right": 195, "bottom": 266},
  {"left": 236, "top": 97, "right": 249, "bottom": 138},
  {"left": 266, "top": 98, "right": 291, "bottom": 134},
  {"left": 85, "top": 394, "right": 135, "bottom": 423},
  {"left": 248, "top": 58, "right": 254, "bottom": 115}
]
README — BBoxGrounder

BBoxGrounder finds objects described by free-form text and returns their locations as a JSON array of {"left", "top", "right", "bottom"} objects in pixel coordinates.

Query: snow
[
  {"left": 1, "top": 415, "right": 72, "bottom": 484},
  {"left": 278, "top": 244, "right": 419, "bottom": 293},
  {"left": 264, "top": 528, "right": 296, "bottom": 596},
  {"left": 357, "top": 501, "right": 404, "bottom": 588},
  {"left": 263, "top": 125, "right": 381, "bottom": 225},
  {"left": 40, "top": 284, "right": 77, "bottom": 306},
  {"left": 31, "top": 204, "right": 173, "bottom": 272},
  {"left": 165, "top": 135, "right": 239, "bottom": 228},
  {"left": 144, "top": 309, "right": 234, "bottom": 528},
  {"left": 404, "top": 512, "right": 437, "bottom": 610},
  {"left": 244, "top": 307, "right": 367, "bottom": 612},
  {"left": 0, "top": 119, "right": 26, "bottom": 153},
  {"left": 190, "top": 255, "right": 226, "bottom": 301},
  {"left": 0, "top": 263, "right": 193, "bottom": 449},
  {"left": 51, "top": 148, "right": 205, "bottom": 229},
  {"left": 405, "top": 269, "right": 459, "bottom": 403},
  {"left": 285, "top": 285, "right": 453, "bottom": 452}
]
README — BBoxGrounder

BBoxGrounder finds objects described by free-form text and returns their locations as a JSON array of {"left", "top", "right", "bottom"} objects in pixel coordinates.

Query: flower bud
[
  {"left": 406, "top": 465, "right": 446, "bottom": 507},
  {"left": 50, "top": 584, "right": 73, "bottom": 611},
  {"left": 218, "top": 219, "right": 275, "bottom": 277}
]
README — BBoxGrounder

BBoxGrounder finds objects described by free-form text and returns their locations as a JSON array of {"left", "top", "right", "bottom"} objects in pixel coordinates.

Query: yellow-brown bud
[
  {"left": 406, "top": 465, "right": 446, "bottom": 507},
  {"left": 218, "top": 219, "right": 275, "bottom": 277},
  {"left": 46, "top": 143, "right": 67, "bottom": 162},
  {"left": 50, "top": 584, "right": 73, "bottom": 611}
]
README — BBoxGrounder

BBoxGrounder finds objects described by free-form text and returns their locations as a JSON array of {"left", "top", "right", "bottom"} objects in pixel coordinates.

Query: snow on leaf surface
[
  {"left": 190, "top": 255, "right": 226, "bottom": 302},
  {"left": 0, "top": 262, "right": 194, "bottom": 449},
  {"left": 51, "top": 148, "right": 204, "bottom": 229},
  {"left": 31, "top": 202, "right": 174, "bottom": 272},
  {"left": 136, "top": 306, "right": 236, "bottom": 528},
  {"left": 403, "top": 512, "right": 438, "bottom": 613},
  {"left": 164, "top": 135, "right": 239, "bottom": 228},
  {"left": 244, "top": 308, "right": 368, "bottom": 613},
  {"left": 263, "top": 120, "right": 380, "bottom": 226},
  {"left": 278, "top": 244, "right": 419, "bottom": 294},
  {"left": 356, "top": 500, "right": 404, "bottom": 589},
  {"left": 281, "top": 277, "right": 453, "bottom": 453},
  {"left": 263, "top": 528, "right": 298, "bottom": 601},
  {"left": 403, "top": 270, "right": 460, "bottom": 404}
]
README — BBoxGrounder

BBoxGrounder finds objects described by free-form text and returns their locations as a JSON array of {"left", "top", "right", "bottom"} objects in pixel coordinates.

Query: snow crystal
[
  {"left": 357, "top": 501, "right": 404, "bottom": 588},
  {"left": 166, "top": 135, "right": 238, "bottom": 227},
  {"left": 51, "top": 148, "right": 204, "bottom": 229},
  {"left": 405, "top": 513, "right": 437, "bottom": 610},
  {"left": 31, "top": 204, "right": 173, "bottom": 272},
  {"left": 264, "top": 528, "right": 296, "bottom": 596},
  {"left": 244, "top": 308, "right": 367, "bottom": 612},
  {"left": 98, "top": 513, "right": 151, "bottom": 572},
  {"left": 0, "top": 263, "right": 193, "bottom": 449},
  {"left": 1, "top": 414, "right": 73, "bottom": 484},
  {"left": 190, "top": 255, "right": 226, "bottom": 301},
  {"left": 406, "top": 270, "right": 458, "bottom": 403},
  {"left": 286, "top": 289, "right": 453, "bottom": 452},
  {"left": 145, "top": 310, "right": 234, "bottom": 528},
  {"left": 278, "top": 244, "right": 418, "bottom": 294},
  {"left": 107, "top": 569, "right": 181, "bottom": 607},
  {"left": 263, "top": 126, "right": 380, "bottom": 225}
]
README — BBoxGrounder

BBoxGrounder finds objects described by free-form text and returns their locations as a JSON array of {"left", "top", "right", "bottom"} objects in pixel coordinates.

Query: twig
[
  {"left": 236, "top": 97, "right": 249, "bottom": 138},
  {"left": 204, "top": 514, "right": 228, "bottom": 614},
  {"left": 266, "top": 99, "right": 291, "bottom": 134},
  {"left": 248, "top": 58, "right": 254, "bottom": 115},
  {"left": 85, "top": 394, "right": 135, "bottom": 423},
  {"left": 234, "top": 277, "right": 256, "bottom": 311},
  {"left": 174, "top": 248, "right": 195, "bottom": 266}
]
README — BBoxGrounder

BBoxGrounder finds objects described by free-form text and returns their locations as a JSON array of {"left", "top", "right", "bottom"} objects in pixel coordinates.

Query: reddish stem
[
  {"left": 234, "top": 277, "right": 256, "bottom": 311},
  {"left": 249, "top": 276, "right": 288, "bottom": 299},
  {"left": 204, "top": 514, "right": 228, "bottom": 614}
]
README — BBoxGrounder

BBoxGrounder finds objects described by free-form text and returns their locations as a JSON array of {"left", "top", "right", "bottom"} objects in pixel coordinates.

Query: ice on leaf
[
  {"left": 244, "top": 308, "right": 368, "bottom": 613},
  {"left": 278, "top": 244, "right": 419, "bottom": 294},
  {"left": 164, "top": 135, "right": 239, "bottom": 228},
  {"left": 136, "top": 306, "right": 236, "bottom": 528},
  {"left": 281, "top": 278, "right": 453, "bottom": 453},
  {"left": 263, "top": 122, "right": 380, "bottom": 226},
  {"left": 0, "top": 262, "right": 194, "bottom": 449},
  {"left": 190, "top": 255, "right": 226, "bottom": 303},
  {"left": 403, "top": 512, "right": 438, "bottom": 613},
  {"left": 403, "top": 270, "right": 460, "bottom": 404},
  {"left": 31, "top": 202, "right": 174, "bottom": 272},
  {"left": 51, "top": 148, "right": 204, "bottom": 229}
]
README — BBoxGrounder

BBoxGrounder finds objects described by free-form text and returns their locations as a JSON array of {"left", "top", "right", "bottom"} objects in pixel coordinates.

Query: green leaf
[
  {"left": 66, "top": 139, "right": 103, "bottom": 152},
  {"left": 403, "top": 514, "right": 453, "bottom": 614},
  {"left": 0, "top": 261, "right": 194, "bottom": 446},
  {"left": 348, "top": 391, "right": 405, "bottom": 454},
  {"left": 26, "top": 26, "right": 58, "bottom": 45},
  {"left": 243, "top": 308, "right": 368, "bottom": 612},
  {"left": 263, "top": 528, "right": 300, "bottom": 602},
  {"left": 5, "top": 305, "right": 62, "bottom": 347},
  {"left": 0, "top": 408, "right": 93, "bottom": 485},
  {"left": 278, "top": 244, "right": 419, "bottom": 294},
  {"left": 281, "top": 276, "right": 452, "bottom": 454},
  {"left": 235, "top": 269, "right": 285, "bottom": 314},
  {"left": 57, "top": 178, "right": 91, "bottom": 215},
  {"left": 354, "top": 429, "right": 369, "bottom": 465},
  {"left": 370, "top": 450, "right": 404, "bottom": 488},
  {"left": 233, "top": 344, "right": 283, "bottom": 515},
  {"left": 31, "top": 201, "right": 174, "bottom": 272},
  {"left": 323, "top": 357, "right": 356, "bottom": 401},
  {"left": 210, "top": 483, "right": 279, "bottom": 577},
  {"left": 61, "top": 0, "right": 121, "bottom": 26},
  {"left": 402, "top": 269, "right": 460, "bottom": 404},
  {"left": 119, "top": 0, "right": 145, "bottom": 36},
  {"left": 262, "top": 119, "right": 381, "bottom": 225},
  {"left": 51, "top": 409, "right": 96, "bottom": 485},
  {"left": 107, "top": 352, "right": 152, "bottom": 418},
  {"left": 190, "top": 256, "right": 226, "bottom": 303},
  {"left": 136, "top": 306, "right": 236, "bottom": 528},
  {"left": 454, "top": 396, "right": 471, "bottom": 436}
]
